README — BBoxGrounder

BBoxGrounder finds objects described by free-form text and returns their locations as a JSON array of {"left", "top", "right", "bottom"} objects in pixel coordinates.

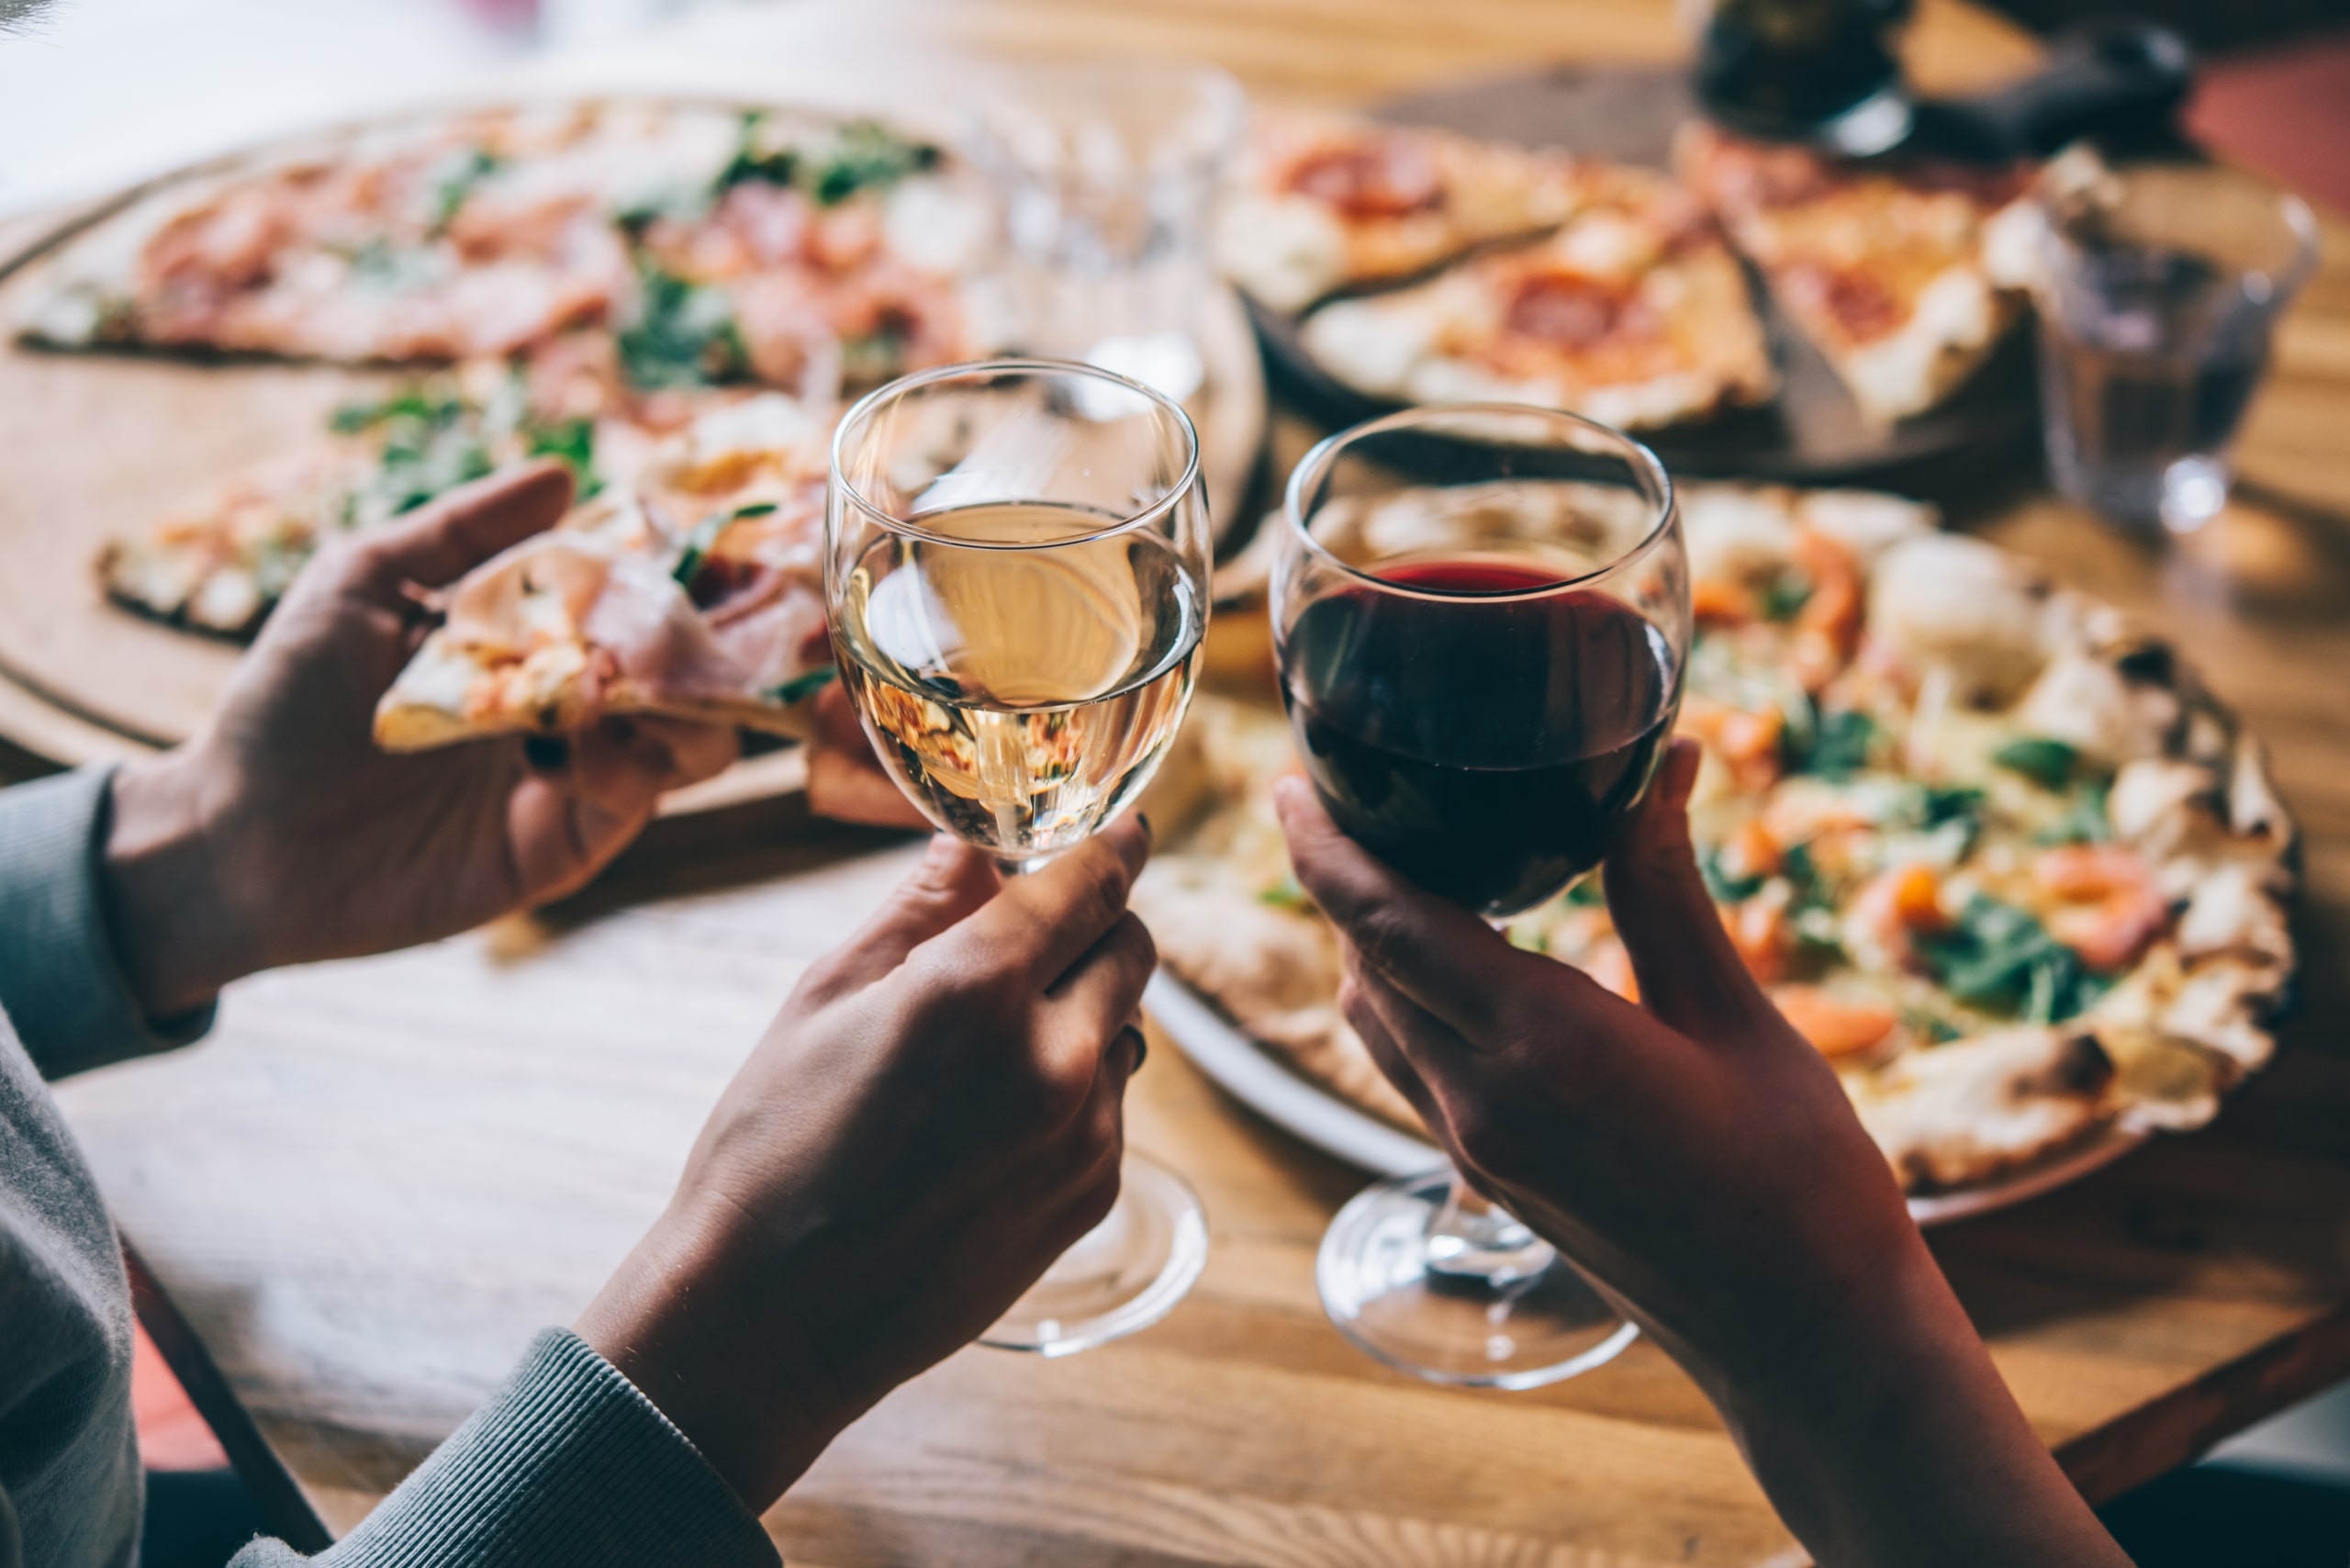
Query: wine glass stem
[{"left": 1423, "top": 1179, "right": 1555, "bottom": 1290}]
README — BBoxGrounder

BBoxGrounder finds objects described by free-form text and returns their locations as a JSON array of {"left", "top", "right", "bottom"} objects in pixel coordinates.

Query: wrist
[
  {"left": 577, "top": 1198, "right": 859, "bottom": 1513},
  {"left": 103, "top": 749, "right": 263, "bottom": 1018}
]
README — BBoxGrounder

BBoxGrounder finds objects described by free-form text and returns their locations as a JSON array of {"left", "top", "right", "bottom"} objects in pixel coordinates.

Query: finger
[
  {"left": 1045, "top": 913, "right": 1158, "bottom": 1047},
  {"left": 343, "top": 461, "right": 575, "bottom": 601},
  {"left": 957, "top": 815, "right": 1151, "bottom": 986},
  {"left": 806, "top": 685, "right": 931, "bottom": 830},
  {"left": 1339, "top": 973, "right": 1446, "bottom": 1136},
  {"left": 1273, "top": 776, "right": 1524, "bottom": 1044},
  {"left": 1602, "top": 739, "right": 1782, "bottom": 1039},
  {"left": 626, "top": 715, "right": 741, "bottom": 791},
  {"left": 504, "top": 769, "right": 655, "bottom": 907},
  {"left": 800, "top": 834, "right": 1002, "bottom": 1005}
]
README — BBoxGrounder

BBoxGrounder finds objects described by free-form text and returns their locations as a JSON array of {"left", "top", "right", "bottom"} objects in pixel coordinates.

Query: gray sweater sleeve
[
  {"left": 0, "top": 767, "right": 213, "bottom": 1080},
  {"left": 229, "top": 1330, "right": 778, "bottom": 1568},
  {"left": 0, "top": 769, "right": 776, "bottom": 1568}
]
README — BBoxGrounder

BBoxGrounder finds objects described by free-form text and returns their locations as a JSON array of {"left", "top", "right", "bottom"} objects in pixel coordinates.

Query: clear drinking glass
[
  {"left": 2035, "top": 159, "right": 2319, "bottom": 536},
  {"left": 968, "top": 61, "right": 1242, "bottom": 402},
  {"left": 1273, "top": 405, "right": 1689, "bottom": 1388},
  {"left": 827, "top": 358, "right": 1214, "bottom": 1352}
]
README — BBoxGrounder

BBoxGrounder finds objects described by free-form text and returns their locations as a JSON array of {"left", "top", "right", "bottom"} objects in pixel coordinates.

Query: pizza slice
[
  {"left": 1673, "top": 121, "right": 2038, "bottom": 424},
  {"left": 96, "top": 345, "right": 643, "bottom": 638},
  {"left": 1216, "top": 110, "right": 1605, "bottom": 313},
  {"left": 1297, "top": 170, "right": 1775, "bottom": 429},
  {"left": 374, "top": 391, "right": 838, "bottom": 750}
]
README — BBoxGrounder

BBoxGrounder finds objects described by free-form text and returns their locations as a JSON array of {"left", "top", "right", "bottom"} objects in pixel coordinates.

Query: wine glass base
[
  {"left": 1317, "top": 1169, "right": 1639, "bottom": 1389},
  {"left": 980, "top": 1151, "right": 1208, "bottom": 1356}
]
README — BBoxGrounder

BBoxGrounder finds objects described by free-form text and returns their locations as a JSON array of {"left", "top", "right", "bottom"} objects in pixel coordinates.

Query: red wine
[{"left": 1281, "top": 555, "right": 1677, "bottom": 917}]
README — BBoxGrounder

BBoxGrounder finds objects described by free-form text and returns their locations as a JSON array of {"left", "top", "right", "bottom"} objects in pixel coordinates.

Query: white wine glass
[
  {"left": 1273, "top": 404, "right": 1689, "bottom": 1388},
  {"left": 826, "top": 357, "right": 1213, "bottom": 1353}
]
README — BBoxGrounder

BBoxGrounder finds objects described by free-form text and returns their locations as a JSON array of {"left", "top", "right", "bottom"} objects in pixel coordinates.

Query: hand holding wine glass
[
  {"left": 1272, "top": 404, "right": 1689, "bottom": 1386},
  {"left": 823, "top": 359, "right": 1213, "bottom": 1352},
  {"left": 1276, "top": 747, "right": 2133, "bottom": 1568}
]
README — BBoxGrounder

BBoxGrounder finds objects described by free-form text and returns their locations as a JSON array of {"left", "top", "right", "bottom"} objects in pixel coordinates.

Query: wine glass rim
[
  {"left": 829, "top": 356, "right": 1203, "bottom": 552},
  {"left": 1281, "top": 402, "right": 1678, "bottom": 601}
]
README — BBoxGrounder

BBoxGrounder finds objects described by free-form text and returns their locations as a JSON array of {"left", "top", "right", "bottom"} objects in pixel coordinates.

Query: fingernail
[
  {"left": 1121, "top": 1025, "right": 1148, "bottom": 1073},
  {"left": 523, "top": 734, "right": 570, "bottom": 773}
]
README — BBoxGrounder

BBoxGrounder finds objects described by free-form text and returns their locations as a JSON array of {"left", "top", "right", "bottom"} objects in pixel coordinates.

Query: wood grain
[{"left": 33, "top": 1, "right": 2350, "bottom": 1565}]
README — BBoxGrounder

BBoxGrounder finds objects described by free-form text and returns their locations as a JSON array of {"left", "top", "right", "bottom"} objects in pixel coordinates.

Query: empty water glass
[
  {"left": 968, "top": 61, "right": 1242, "bottom": 403},
  {"left": 2033, "top": 158, "right": 2318, "bottom": 535}
]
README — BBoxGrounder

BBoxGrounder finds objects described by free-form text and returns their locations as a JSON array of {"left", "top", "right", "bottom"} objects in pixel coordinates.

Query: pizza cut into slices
[
  {"left": 1297, "top": 169, "right": 1775, "bottom": 429},
  {"left": 374, "top": 391, "right": 838, "bottom": 750},
  {"left": 1216, "top": 110, "right": 1606, "bottom": 313},
  {"left": 1672, "top": 121, "right": 2038, "bottom": 425},
  {"left": 1147, "top": 484, "right": 2295, "bottom": 1198}
]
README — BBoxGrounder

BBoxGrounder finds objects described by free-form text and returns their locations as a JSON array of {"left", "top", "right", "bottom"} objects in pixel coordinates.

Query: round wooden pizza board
[
  {"left": 1248, "top": 65, "right": 2041, "bottom": 493},
  {"left": 0, "top": 102, "right": 1268, "bottom": 772}
]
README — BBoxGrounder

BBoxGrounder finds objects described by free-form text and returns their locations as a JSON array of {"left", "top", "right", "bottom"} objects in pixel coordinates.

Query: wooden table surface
[{"left": 28, "top": 1, "right": 2350, "bottom": 1564}]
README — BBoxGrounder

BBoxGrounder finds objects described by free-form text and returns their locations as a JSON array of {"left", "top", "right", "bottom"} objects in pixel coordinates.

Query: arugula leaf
[
  {"left": 672, "top": 500, "right": 780, "bottom": 588},
  {"left": 1760, "top": 573, "right": 1813, "bottom": 622},
  {"left": 2038, "top": 780, "right": 2113, "bottom": 846},
  {"left": 766, "top": 666, "right": 838, "bottom": 706},
  {"left": 525, "top": 418, "right": 600, "bottom": 496},
  {"left": 1993, "top": 735, "right": 2079, "bottom": 790},
  {"left": 1701, "top": 849, "right": 1765, "bottom": 905},
  {"left": 718, "top": 116, "right": 941, "bottom": 206},
  {"left": 1259, "top": 877, "right": 1313, "bottom": 913},
  {"left": 1795, "top": 708, "right": 1875, "bottom": 780},
  {"left": 620, "top": 266, "right": 748, "bottom": 391},
  {"left": 428, "top": 147, "right": 501, "bottom": 231},
  {"left": 1564, "top": 876, "right": 1607, "bottom": 908},
  {"left": 1916, "top": 895, "right": 2109, "bottom": 1025}
]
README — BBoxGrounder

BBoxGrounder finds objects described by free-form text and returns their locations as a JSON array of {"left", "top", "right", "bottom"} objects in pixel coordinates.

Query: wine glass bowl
[
  {"left": 826, "top": 358, "right": 1213, "bottom": 1352},
  {"left": 1274, "top": 404, "right": 1689, "bottom": 1387},
  {"left": 828, "top": 359, "right": 1214, "bottom": 871}
]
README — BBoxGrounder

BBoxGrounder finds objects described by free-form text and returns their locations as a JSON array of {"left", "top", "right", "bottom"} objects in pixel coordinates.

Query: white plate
[{"left": 1147, "top": 973, "right": 2152, "bottom": 1229}]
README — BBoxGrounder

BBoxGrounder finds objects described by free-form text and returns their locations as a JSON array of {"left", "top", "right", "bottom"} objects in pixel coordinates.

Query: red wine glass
[{"left": 1273, "top": 404, "right": 1688, "bottom": 1387}]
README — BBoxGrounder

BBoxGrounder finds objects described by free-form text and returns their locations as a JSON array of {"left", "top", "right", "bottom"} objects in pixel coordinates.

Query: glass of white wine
[{"left": 826, "top": 358, "right": 1213, "bottom": 1353}]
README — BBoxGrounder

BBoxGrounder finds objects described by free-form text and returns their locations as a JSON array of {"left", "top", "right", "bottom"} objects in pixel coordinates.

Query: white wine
[{"left": 834, "top": 501, "right": 1205, "bottom": 862}]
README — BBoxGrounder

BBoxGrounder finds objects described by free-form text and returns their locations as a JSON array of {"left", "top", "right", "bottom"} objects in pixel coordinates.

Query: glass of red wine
[{"left": 1273, "top": 404, "right": 1688, "bottom": 1388}]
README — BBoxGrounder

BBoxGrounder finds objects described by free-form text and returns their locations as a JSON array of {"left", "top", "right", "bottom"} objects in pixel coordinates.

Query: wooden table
[{"left": 28, "top": 1, "right": 2350, "bottom": 1563}]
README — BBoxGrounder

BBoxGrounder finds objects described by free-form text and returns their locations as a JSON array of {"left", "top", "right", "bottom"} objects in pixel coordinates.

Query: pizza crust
[{"left": 1850, "top": 1027, "right": 2116, "bottom": 1193}]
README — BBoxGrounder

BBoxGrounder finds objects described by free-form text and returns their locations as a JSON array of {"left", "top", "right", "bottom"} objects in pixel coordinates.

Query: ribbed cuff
[
  {"left": 0, "top": 767, "right": 214, "bottom": 1079},
  {"left": 229, "top": 1328, "right": 777, "bottom": 1568}
]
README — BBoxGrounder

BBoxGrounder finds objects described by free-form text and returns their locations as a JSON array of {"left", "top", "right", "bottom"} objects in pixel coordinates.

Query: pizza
[
  {"left": 374, "top": 390, "right": 837, "bottom": 750},
  {"left": 42, "top": 105, "right": 1008, "bottom": 645},
  {"left": 1215, "top": 110, "right": 1603, "bottom": 313},
  {"left": 1296, "top": 167, "right": 1775, "bottom": 430},
  {"left": 1672, "top": 122, "right": 2039, "bottom": 425},
  {"left": 18, "top": 105, "right": 1001, "bottom": 394},
  {"left": 1139, "top": 486, "right": 2295, "bottom": 1194}
]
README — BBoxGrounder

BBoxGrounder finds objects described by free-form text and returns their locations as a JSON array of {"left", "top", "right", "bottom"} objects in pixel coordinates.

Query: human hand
[
  {"left": 576, "top": 820, "right": 1155, "bottom": 1510},
  {"left": 803, "top": 678, "right": 930, "bottom": 830},
  {"left": 1278, "top": 741, "right": 2127, "bottom": 1568},
  {"left": 103, "top": 463, "right": 738, "bottom": 1016}
]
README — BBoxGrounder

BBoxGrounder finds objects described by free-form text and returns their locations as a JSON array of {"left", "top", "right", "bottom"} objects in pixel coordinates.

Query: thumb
[
  {"left": 1601, "top": 739, "right": 1780, "bottom": 1039},
  {"left": 341, "top": 461, "right": 576, "bottom": 601},
  {"left": 797, "top": 835, "right": 1002, "bottom": 1006}
]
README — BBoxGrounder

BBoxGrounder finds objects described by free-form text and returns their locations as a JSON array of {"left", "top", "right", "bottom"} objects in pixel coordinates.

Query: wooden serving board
[
  {"left": 0, "top": 102, "right": 1268, "bottom": 772},
  {"left": 1249, "top": 65, "right": 2041, "bottom": 493}
]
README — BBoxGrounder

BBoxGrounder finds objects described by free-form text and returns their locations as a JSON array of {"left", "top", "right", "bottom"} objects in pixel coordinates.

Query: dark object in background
[
  {"left": 1696, "top": 0, "right": 1919, "bottom": 152},
  {"left": 141, "top": 1471, "right": 267, "bottom": 1568},
  {"left": 1694, "top": 0, "right": 2193, "bottom": 160},
  {"left": 2098, "top": 1463, "right": 2350, "bottom": 1568}
]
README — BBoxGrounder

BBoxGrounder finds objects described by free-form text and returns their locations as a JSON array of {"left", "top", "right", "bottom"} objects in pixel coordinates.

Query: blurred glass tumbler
[
  {"left": 2034, "top": 161, "right": 2317, "bottom": 536},
  {"left": 969, "top": 62, "right": 1242, "bottom": 402}
]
